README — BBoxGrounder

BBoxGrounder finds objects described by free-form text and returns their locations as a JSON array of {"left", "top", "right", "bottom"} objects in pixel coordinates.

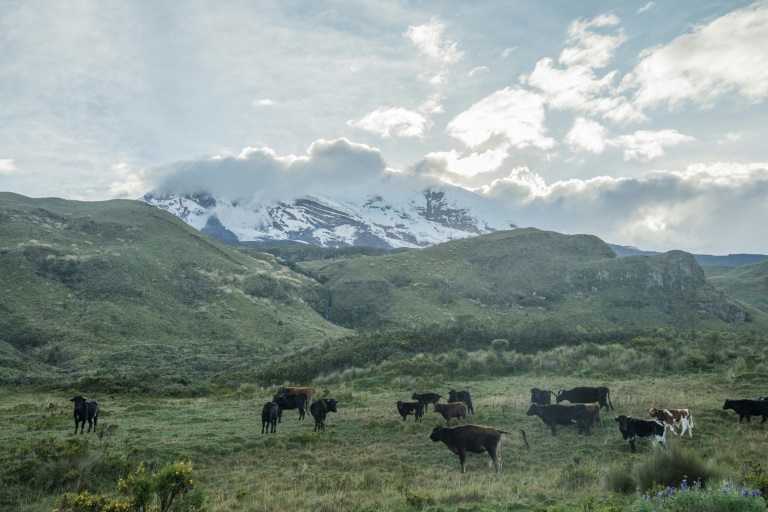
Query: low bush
[{"left": 630, "top": 479, "right": 765, "bottom": 511}]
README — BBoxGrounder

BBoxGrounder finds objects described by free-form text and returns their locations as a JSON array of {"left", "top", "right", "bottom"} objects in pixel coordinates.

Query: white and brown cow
[{"left": 649, "top": 408, "right": 694, "bottom": 437}]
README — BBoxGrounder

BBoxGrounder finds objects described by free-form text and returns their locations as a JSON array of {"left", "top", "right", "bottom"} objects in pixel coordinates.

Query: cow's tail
[
  {"left": 520, "top": 429, "right": 530, "bottom": 450},
  {"left": 607, "top": 389, "right": 614, "bottom": 411}
]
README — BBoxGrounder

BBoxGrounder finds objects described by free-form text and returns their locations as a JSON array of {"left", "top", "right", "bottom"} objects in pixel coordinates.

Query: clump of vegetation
[{"left": 630, "top": 479, "right": 765, "bottom": 511}]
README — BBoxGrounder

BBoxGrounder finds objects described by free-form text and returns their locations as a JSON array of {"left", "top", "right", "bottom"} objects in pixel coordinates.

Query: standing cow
[
  {"left": 530, "top": 388, "right": 556, "bottom": 405},
  {"left": 433, "top": 402, "right": 468, "bottom": 426},
  {"left": 526, "top": 403, "right": 592, "bottom": 436},
  {"left": 722, "top": 399, "right": 768, "bottom": 424},
  {"left": 310, "top": 398, "right": 338, "bottom": 432},
  {"left": 70, "top": 396, "right": 99, "bottom": 435},
  {"left": 556, "top": 386, "right": 613, "bottom": 412},
  {"left": 273, "top": 392, "right": 307, "bottom": 422},
  {"left": 412, "top": 392, "right": 442, "bottom": 412},
  {"left": 615, "top": 415, "right": 666, "bottom": 453},
  {"left": 448, "top": 390, "right": 475, "bottom": 414},
  {"left": 261, "top": 402, "right": 279, "bottom": 434},
  {"left": 649, "top": 408, "right": 694, "bottom": 437},
  {"left": 396, "top": 400, "right": 424, "bottom": 421},
  {"left": 428, "top": 424, "right": 510, "bottom": 473},
  {"left": 276, "top": 386, "right": 315, "bottom": 412}
]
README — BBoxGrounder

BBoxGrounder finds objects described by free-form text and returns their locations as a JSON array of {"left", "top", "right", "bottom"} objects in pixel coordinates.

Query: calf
[
  {"left": 276, "top": 386, "right": 314, "bottom": 412},
  {"left": 556, "top": 386, "right": 613, "bottom": 412},
  {"left": 273, "top": 392, "right": 307, "bottom": 422},
  {"left": 261, "top": 402, "right": 278, "bottom": 434},
  {"left": 649, "top": 408, "right": 694, "bottom": 437},
  {"left": 428, "top": 424, "right": 510, "bottom": 473},
  {"left": 526, "top": 403, "right": 592, "bottom": 436},
  {"left": 412, "top": 392, "right": 442, "bottom": 412},
  {"left": 310, "top": 398, "right": 338, "bottom": 432},
  {"left": 530, "top": 388, "right": 556, "bottom": 406},
  {"left": 722, "top": 399, "right": 768, "bottom": 424},
  {"left": 70, "top": 396, "right": 99, "bottom": 435},
  {"left": 448, "top": 390, "right": 475, "bottom": 414},
  {"left": 615, "top": 415, "right": 666, "bottom": 453},
  {"left": 434, "top": 402, "right": 468, "bottom": 426},
  {"left": 396, "top": 400, "right": 424, "bottom": 422}
]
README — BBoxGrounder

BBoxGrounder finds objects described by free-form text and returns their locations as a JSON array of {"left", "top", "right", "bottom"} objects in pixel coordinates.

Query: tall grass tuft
[{"left": 631, "top": 444, "right": 726, "bottom": 491}]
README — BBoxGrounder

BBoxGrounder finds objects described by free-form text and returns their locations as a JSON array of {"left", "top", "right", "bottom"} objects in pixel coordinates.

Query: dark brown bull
[
  {"left": 428, "top": 424, "right": 510, "bottom": 473},
  {"left": 276, "top": 386, "right": 315, "bottom": 411}
]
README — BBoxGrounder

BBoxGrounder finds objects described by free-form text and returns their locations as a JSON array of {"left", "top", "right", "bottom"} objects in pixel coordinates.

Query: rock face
[{"left": 142, "top": 188, "right": 516, "bottom": 248}]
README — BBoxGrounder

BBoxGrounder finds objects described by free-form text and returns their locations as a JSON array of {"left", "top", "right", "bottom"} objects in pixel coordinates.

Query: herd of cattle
[{"left": 67, "top": 387, "right": 768, "bottom": 473}]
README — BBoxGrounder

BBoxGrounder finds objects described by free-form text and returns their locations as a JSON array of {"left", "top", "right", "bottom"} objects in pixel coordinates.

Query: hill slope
[
  {"left": 0, "top": 193, "right": 351, "bottom": 382},
  {"left": 707, "top": 259, "right": 768, "bottom": 314},
  {"left": 307, "top": 228, "right": 762, "bottom": 332}
]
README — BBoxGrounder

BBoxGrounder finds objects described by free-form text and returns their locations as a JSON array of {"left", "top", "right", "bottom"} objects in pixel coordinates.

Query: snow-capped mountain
[{"left": 142, "top": 187, "right": 517, "bottom": 248}]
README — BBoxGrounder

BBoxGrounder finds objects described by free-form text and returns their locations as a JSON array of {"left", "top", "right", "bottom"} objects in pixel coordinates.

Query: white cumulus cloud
[
  {"left": 612, "top": 129, "right": 695, "bottom": 160},
  {"left": 0, "top": 159, "right": 17, "bottom": 175},
  {"left": 565, "top": 117, "right": 609, "bottom": 154},
  {"left": 348, "top": 107, "right": 431, "bottom": 138},
  {"left": 404, "top": 17, "right": 463, "bottom": 64}
]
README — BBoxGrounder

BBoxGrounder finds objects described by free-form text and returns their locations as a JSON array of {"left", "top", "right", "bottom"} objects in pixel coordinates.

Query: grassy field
[{"left": 3, "top": 370, "right": 768, "bottom": 511}]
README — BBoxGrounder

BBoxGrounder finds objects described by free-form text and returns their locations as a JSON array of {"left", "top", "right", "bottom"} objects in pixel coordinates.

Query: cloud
[
  {"left": 623, "top": 2, "right": 768, "bottom": 110},
  {"left": 0, "top": 159, "right": 17, "bottom": 175},
  {"left": 501, "top": 47, "right": 517, "bottom": 58},
  {"left": 559, "top": 14, "right": 626, "bottom": 69},
  {"left": 445, "top": 87, "right": 555, "bottom": 150},
  {"left": 420, "top": 148, "right": 510, "bottom": 178},
  {"left": 109, "top": 163, "right": 149, "bottom": 199},
  {"left": 150, "top": 138, "right": 389, "bottom": 202},
  {"left": 612, "top": 129, "right": 695, "bottom": 160},
  {"left": 253, "top": 99, "right": 275, "bottom": 106},
  {"left": 565, "top": 117, "right": 608, "bottom": 154},
  {"left": 404, "top": 17, "right": 463, "bottom": 64},
  {"left": 348, "top": 108, "right": 431, "bottom": 138},
  {"left": 481, "top": 161, "right": 768, "bottom": 253},
  {"left": 637, "top": 2, "right": 655, "bottom": 14},
  {"left": 468, "top": 66, "right": 490, "bottom": 77}
]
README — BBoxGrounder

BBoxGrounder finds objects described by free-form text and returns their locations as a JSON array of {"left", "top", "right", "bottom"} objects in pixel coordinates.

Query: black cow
[
  {"left": 615, "top": 415, "right": 666, "bottom": 453},
  {"left": 310, "top": 398, "right": 338, "bottom": 432},
  {"left": 530, "top": 388, "right": 556, "bottom": 405},
  {"left": 722, "top": 399, "right": 768, "bottom": 424},
  {"left": 273, "top": 392, "right": 307, "bottom": 422},
  {"left": 526, "top": 403, "right": 592, "bottom": 436},
  {"left": 396, "top": 400, "right": 424, "bottom": 421},
  {"left": 556, "top": 386, "right": 613, "bottom": 411},
  {"left": 261, "top": 401, "right": 278, "bottom": 434},
  {"left": 428, "top": 424, "right": 510, "bottom": 473},
  {"left": 412, "top": 392, "right": 442, "bottom": 412},
  {"left": 448, "top": 390, "right": 475, "bottom": 414},
  {"left": 70, "top": 396, "right": 99, "bottom": 435}
]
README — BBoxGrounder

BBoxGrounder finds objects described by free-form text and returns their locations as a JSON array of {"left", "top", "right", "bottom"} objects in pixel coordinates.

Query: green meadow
[{"left": 2, "top": 365, "right": 768, "bottom": 511}]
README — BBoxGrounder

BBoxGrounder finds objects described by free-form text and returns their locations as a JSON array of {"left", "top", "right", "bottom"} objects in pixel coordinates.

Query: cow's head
[
  {"left": 70, "top": 396, "right": 88, "bottom": 408},
  {"left": 555, "top": 390, "right": 565, "bottom": 404},
  {"left": 433, "top": 403, "right": 446, "bottom": 413},
  {"left": 614, "top": 415, "right": 631, "bottom": 437},
  {"left": 411, "top": 393, "right": 421, "bottom": 400},
  {"left": 525, "top": 403, "right": 541, "bottom": 416},
  {"left": 448, "top": 390, "right": 458, "bottom": 401},
  {"left": 428, "top": 425, "right": 444, "bottom": 442},
  {"left": 649, "top": 408, "right": 658, "bottom": 417},
  {"left": 324, "top": 398, "right": 338, "bottom": 413},
  {"left": 723, "top": 399, "right": 734, "bottom": 410}
]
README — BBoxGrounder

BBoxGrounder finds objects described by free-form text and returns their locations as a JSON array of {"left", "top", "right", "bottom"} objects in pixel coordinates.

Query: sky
[{"left": 1, "top": 0, "right": 767, "bottom": 255}]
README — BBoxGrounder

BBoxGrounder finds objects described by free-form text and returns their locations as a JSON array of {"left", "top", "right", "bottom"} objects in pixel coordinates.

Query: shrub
[
  {"left": 631, "top": 479, "right": 765, "bottom": 511},
  {"left": 491, "top": 339, "right": 509, "bottom": 352}
]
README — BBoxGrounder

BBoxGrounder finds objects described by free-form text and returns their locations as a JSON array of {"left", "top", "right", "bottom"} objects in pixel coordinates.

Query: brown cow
[
  {"left": 428, "top": 424, "right": 510, "bottom": 473},
  {"left": 276, "top": 386, "right": 315, "bottom": 411},
  {"left": 574, "top": 403, "right": 602, "bottom": 429},
  {"left": 433, "top": 402, "right": 468, "bottom": 426},
  {"left": 649, "top": 408, "right": 693, "bottom": 437}
]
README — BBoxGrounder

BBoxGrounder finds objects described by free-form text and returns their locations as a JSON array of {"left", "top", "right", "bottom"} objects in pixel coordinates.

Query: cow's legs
[
  {"left": 487, "top": 445, "right": 500, "bottom": 473},
  {"left": 458, "top": 449, "right": 467, "bottom": 473},
  {"left": 629, "top": 439, "right": 637, "bottom": 453}
]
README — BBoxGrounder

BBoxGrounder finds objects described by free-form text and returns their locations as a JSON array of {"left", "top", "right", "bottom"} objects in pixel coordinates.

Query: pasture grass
[{"left": 2, "top": 370, "right": 768, "bottom": 511}]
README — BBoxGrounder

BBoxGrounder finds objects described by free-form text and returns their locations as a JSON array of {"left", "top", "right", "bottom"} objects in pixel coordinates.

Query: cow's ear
[
  {"left": 69, "top": 398, "right": 75, "bottom": 402},
  {"left": 614, "top": 416, "right": 619, "bottom": 421}
]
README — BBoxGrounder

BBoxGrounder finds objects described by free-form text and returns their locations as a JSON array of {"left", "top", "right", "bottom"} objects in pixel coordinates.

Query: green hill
[
  {"left": 307, "top": 228, "right": 763, "bottom": 332},
  {"left": 0, "top": 193, "right": 351, "bottom": 382},
  {"left": 708, "top": 259, "right": 768, "bottom": 314}
]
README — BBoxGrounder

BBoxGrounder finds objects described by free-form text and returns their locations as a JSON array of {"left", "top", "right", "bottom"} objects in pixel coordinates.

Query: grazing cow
[
  {"left": 276, "top": 386, "right": 315, "bottom": 411},
  {"left": 556, "top": 386, "right": 613, "bottom": 412},
  {"left": 261, "top": 402, "right": 279, "bottom": 434},
  {"left": 310, "top": 398, "right": 338, "bottom": 432},
  {"left": 396, "top": 400, "right": 424, "bottom": 422},
  {"left": 273, "top": 392, "right": 307, "bottom": 422},
  {"left": 614, "top": 415, "right": 666, "bottom": 453},
  {"left": 433, "top": 402, "right": 468, "bottom": 426},
  {"left": 649, "top": 408, "right": 694, "bottom": 437},
  {"left": 70, "top": 396, "right": 99, "bottom": 435},
  {"left": 722, "top": 399, "right": 768, "bottom": 424},
  {"left": 412, "top": 392, "right": 442, "bottom": 412},
  {"left": 530, "top": 388, "right": 556, "bottom": 405},
  {"left": 526, "top": 403, "right": 592, "bottom": 436},
  {"left": 428, "top": 424, "right": 510, "bottom": 473},
  {"left": 448, "top": 390, "right": 475, "bottom": 414}
]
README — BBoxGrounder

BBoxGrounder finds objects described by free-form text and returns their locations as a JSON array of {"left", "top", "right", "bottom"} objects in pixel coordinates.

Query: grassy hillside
[
  {"left": 708, "top": 259, "right": 768, "bottom": 313},
  {"left": 306, "top": 228, "right": 764, "bottom": 332},
  {"left": 0, "top": 193, "right": 351, "bottom": 382}
]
